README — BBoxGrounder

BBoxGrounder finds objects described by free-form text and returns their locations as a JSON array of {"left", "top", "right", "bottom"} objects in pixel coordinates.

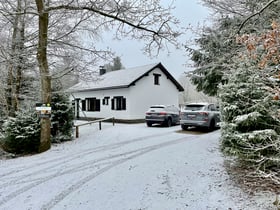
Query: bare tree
[
  {"left": 31, "top": 0, "right": 181, "bottom": 152},
  {"left": 0, "top": 0, "right": 28, "bottom": 117}
]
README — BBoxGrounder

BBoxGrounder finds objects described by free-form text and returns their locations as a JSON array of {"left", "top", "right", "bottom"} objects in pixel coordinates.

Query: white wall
[
  {"left": 70, "top": 67, "right": 180, "bottom": 120},
  {"left": 128, "top": 67, "right": 180, "bottom": 119},
  {"left": 71, "top": 88, "right": 131, "bottom": 120}
]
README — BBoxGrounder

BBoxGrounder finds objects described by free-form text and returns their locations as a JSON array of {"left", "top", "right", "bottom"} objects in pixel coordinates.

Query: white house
[{"left": 68, "top": 62, "right": 184, "bottom": 121}]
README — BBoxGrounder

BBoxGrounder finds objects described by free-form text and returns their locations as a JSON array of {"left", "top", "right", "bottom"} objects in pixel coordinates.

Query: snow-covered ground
[{"left": 0, "top": 123, "right": 274, "bottom": 210}]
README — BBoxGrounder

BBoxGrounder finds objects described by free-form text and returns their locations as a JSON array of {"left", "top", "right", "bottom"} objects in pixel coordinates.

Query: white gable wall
[{"left": 128, "top": 67, "right": 180, "bottom": 119}]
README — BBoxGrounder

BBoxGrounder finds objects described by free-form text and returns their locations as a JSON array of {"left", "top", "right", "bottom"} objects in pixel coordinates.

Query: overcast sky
[{"left": 97, "top": 1, "right": 211, "bottom": 79}]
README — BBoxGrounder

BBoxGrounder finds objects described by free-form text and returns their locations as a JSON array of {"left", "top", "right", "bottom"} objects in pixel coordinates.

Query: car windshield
[{"left": 184, "top": 104, "right": 205, "bottom": 111}]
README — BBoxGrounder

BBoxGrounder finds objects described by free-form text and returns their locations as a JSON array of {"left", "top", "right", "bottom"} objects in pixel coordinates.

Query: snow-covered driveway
[{"left": 0, "top": 123, "right": 272, "bottom": 210}]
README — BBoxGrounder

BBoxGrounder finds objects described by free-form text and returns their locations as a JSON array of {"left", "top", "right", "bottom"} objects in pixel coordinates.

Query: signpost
[{"left": 36, "top": 103, "right": 52, "bottom": 118}]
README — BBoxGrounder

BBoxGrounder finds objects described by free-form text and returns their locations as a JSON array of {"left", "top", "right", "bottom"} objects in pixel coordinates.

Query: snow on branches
[
  {"left": 219, "top": 21, "right": 280, "bottom": 187},
  {"left": 236, "top": 20, "right": 280, "bottom": 100}
]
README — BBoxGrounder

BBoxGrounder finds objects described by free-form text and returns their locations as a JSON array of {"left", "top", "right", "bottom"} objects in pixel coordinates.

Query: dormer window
[{"left": 153, "top": 73, "right": 161, "bottom": 85}]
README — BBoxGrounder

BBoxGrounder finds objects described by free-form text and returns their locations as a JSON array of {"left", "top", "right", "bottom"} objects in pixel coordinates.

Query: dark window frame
[
  {"left": 81, "top": 99, "right": 86, "bottom": 111},
  {"left": 111, "top": 96, "right": 126, "bottom": 111},
  {"left": 102, "top": 97, "right": 110, "bottom": 105},
  {"left": 153, "top": 73, "right": 161, "bottom": 85},
  {"left": 86, "top": 97, "right": 101, "bottom": 112}
]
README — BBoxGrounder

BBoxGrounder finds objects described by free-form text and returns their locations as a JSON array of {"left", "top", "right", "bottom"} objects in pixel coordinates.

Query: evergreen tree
[
  {"left": 51, "top": 84, "right": 74, "bottom": 143},
  {"left": 1, "top": 109, "right": 40, "bottom": 154},
  {"left": 104, "top": 56, "right": 125, "bottom": 72},
  {"left": 189, "top": 0, "right": 280, "bottom": 96},
  {"left": 188, "top": 17, "right": 241, "bottom": 96},
  {"left": 219, "top": 61, "right": 280, "bottom": 171}
]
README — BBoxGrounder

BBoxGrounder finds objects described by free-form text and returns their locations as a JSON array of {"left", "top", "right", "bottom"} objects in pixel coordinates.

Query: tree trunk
[
  {"left": 14, "top": 0, "right": 26, "bottom": 113},
  {"left": 6, "top": 0, "right": 21, "bottom": 117},
  {"left": 6, "top": 64, "right": 14, "bottom": 117},
  {"left": 5, "top": 0, "right": 26, "bottom": 117},
  {"left": 35, "top": 0, "right": 51, "bottom": 152}
]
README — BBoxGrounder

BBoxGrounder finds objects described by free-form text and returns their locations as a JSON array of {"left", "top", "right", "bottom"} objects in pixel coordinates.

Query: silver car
[
  {"left": 180, "top": 102, "right": 221, "bottom": 130},
  {"left": 145, "top": 105, "right": 180, "bottom": 127}
]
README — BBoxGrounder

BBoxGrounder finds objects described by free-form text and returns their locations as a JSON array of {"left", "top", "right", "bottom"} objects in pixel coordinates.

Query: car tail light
[
  {"left": 159, "top": 112, "right": 167, "bottom": 115},
  {"left": 146, "top": 112, "right": 151, "bottom": 115},
  {"left": 199, "top": 112, "right": 209, "bottom": 121},
  {"left": 199, "top": 112, "right": 209, "bottom": 116}
]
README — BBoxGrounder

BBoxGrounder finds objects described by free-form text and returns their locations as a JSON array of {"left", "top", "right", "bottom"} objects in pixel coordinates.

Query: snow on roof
[
  {"left": 68, "top": 63, "right": 160, "bottom": 92},
  {"left": 185, "top": 102, "right": 211, "bottom": 105}
]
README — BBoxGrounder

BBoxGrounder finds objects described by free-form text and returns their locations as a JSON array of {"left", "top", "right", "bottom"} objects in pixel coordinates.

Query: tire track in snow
[
  {"left": 0, "top": 132, "right": 199, "bottom": 207},
  {"left": 0, "top": 148, "right": 149, "bottom": 207},
  {"left": 0, "top": 130, "right": 175, "bottom": 181},
  {"left": 41, "top": 136, "right": 196, "bottom": 210}
]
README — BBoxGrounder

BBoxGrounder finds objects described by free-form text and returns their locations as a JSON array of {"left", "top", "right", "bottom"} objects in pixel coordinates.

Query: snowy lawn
[{"left": 0, "top": 122, "right": 274, "bottom": 210}]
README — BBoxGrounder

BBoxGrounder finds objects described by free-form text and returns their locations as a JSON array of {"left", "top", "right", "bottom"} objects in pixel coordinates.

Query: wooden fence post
[
  {"left": 75, "top": 126, "right": 79, "bottom": 138},
  {"left": 74, "top": 117, "right": 115, "bottom": 138}
]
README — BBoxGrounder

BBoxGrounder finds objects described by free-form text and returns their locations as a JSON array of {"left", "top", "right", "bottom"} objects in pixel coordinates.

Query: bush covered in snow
[
  {"left": 1, "top": 110, "right": 40, "bottom": 154},
  {"left": 0, "top": 88, "right": 74, "bottom": 153}
]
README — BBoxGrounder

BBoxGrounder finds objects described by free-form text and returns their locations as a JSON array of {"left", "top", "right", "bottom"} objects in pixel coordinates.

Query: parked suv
[
  {"left": 145, "top": 105, "right": 180, "bottom": 127},
  {"left": 180, "top": 102, "right": 221, "bottom": 130}
]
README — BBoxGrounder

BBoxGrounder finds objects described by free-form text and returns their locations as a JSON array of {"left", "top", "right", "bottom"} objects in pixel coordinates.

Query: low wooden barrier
[{"left": 74, "top": 117, "right": 115, "bottom": 138}]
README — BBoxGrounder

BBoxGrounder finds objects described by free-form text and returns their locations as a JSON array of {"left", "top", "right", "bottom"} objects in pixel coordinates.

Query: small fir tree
[
  {"left": 51, "top": 90, "right": 74, "bottom": 143},
  {"left": 2, "top": 110, "right": 40, "bottom": 154}
]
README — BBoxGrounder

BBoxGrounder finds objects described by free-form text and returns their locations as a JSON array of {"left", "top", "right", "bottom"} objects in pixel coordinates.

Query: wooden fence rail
[{"left": 74, "top": 117, "right": 115, "bottom": 138}]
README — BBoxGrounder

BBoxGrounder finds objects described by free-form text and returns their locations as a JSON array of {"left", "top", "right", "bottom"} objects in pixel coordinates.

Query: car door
[
  {"left": 209, "top": 104, "right": 220, "bottom": 124},
  {"left": 170, "top": 106, "right": 179, "bottom": 123}
]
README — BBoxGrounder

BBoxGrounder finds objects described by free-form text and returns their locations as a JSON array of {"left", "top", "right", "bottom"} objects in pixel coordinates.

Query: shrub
[
  {"left": 51, "top": 91, "right": 74, "bottom": 143},
  {"left": 2, "top": 110, "right": 40, "bottom": 154}
]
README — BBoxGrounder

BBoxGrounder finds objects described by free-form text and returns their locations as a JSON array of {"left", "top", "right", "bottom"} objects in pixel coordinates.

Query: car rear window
[
  {"left": 184, "top": 104, "right": 205, "bottom": 111},
  {"left": 148, "top": 107, "right": 165, "bottom": 112},
  {"left": 150, "top": 106, "right": 165, "bottom": 108}
]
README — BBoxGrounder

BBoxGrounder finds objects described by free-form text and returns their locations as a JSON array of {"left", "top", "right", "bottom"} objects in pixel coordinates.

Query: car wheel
[
  {"left": 166, "top": 118, "right": 172, "bottom": 127},
  {"left": 146, "top": 122, "right": 152, "bottom": 127},
  {"left": 181, "top": 124, "right": 188, "bottom": 130}
]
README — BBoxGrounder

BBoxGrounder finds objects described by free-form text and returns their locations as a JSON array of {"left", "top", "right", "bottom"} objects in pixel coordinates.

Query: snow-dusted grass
[{"left": 0, "top": 123, "right": 274, "bottom": 210}]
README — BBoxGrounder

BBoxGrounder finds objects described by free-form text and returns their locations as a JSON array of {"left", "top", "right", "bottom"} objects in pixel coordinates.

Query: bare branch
[{"left": 237, "top": 0, "right": 279, "bottom": 33}]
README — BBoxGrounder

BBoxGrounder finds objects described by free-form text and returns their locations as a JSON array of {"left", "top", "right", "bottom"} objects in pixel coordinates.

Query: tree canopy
[
  {"left": 190, "top": 0, "right": 280, "bottom": 185},
  {"left": 189, "top": 0, "right": 280, "bottom": 96}
]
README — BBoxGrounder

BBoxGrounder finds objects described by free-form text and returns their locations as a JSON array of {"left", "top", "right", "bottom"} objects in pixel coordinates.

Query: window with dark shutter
[
  {"left": 153, "top": 73, "right": 161, "bottom": 85},
  {"left": 111, "top": 98, "right": 115, "bottom": 110},
  {"left": 111, "top": 96, "right": 126, "bottom": 110},
  {"left": 103, "top": 97, "right": 110, "bottom": 105},
  {"left": 87, "top": 98, "right": 101, "bottom": 112},
  {"left": 81, "top": 100, "right": 86, "bottom": 111},
  {"left": 122, "top": 97, "right": 126, "bottom": 110}
]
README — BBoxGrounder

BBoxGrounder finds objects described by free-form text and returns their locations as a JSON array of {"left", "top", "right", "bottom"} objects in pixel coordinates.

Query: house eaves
[
  {"left": 68, "top": 62, "right": 184, "bottom": 93},
  {"left": 128, "top": 62, "right": 184, "bottom": 92},
  {"left": 70, "top": 85, "right": 130, "bottom": 92}
]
